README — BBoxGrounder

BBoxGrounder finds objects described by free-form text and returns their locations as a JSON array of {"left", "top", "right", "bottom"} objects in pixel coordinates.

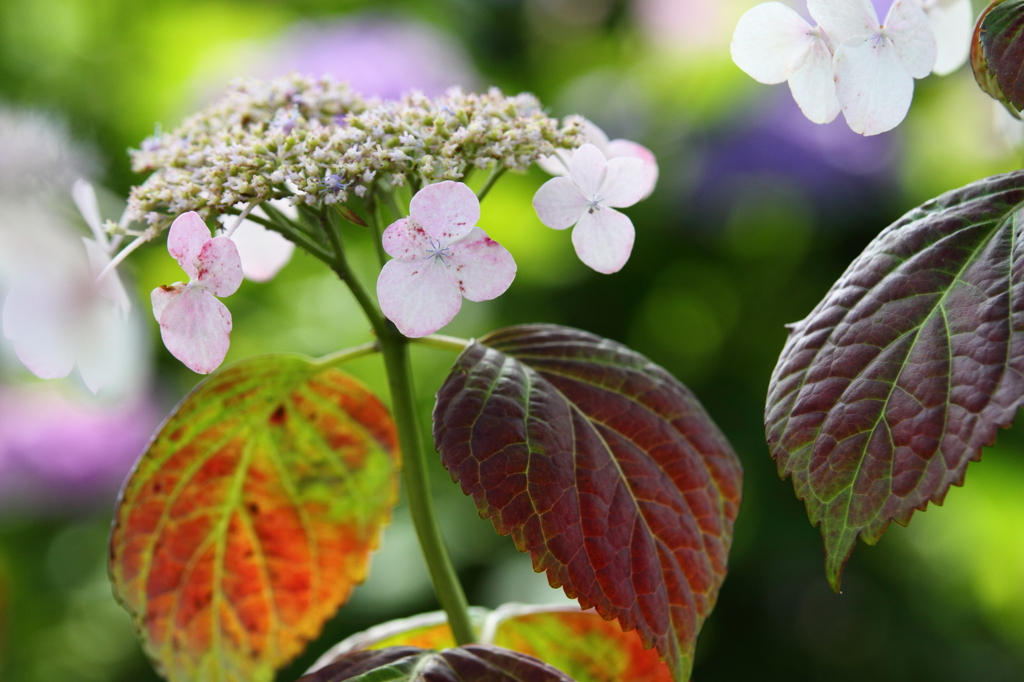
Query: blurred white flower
[
  {"left": 0, "top": 107, "right": 147, "bottom": 398},
  {"left": 0, "top": 198, "right": 146, "bottom": 397},
  {"left": 914, "top": 0, "right": 973, "bottom": 76}
]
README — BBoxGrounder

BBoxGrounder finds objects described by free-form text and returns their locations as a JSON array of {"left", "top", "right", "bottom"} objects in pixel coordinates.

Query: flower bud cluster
[{"left": 128, "top": 74, "right": 582, "bottom": 230}]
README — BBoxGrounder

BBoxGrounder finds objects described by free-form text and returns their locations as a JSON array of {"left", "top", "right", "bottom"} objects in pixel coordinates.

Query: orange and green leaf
[
  {"left": 110, "top": 355, "right": 400, "bottom": 682},
  {"left": 311, "top": 605, "right": 670, "bottom": 682},
  {"left": 300, "top": 645, "right": 575, "bottom": 682}
]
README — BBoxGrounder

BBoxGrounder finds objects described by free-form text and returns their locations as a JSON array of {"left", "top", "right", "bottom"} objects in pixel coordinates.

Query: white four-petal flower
[
  {"left": 733, "top": 0, "right": 970, "bottom": 135},
  {"left": 537, "top": 118, "right": 660, "bottom": 199},
  {"left": 809, "top": 0, "right": 936, "bottom": 135},
  {"left": 376, "top": 181, "right": 516, "bottom": 338},
  {"left": 731, "top": 2, "right": 841, "bottom": 124},
  {"left": 532, "top": 143, "right": 647, "bottom": 275},
  {"left": 151, "top": 211, "right": 243, "bottom": 374}
]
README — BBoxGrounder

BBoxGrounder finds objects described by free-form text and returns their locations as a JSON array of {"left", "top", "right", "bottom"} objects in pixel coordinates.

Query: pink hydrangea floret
[
  {"left": 376, "top": 181, "right": 516, "bottom": 338},
  {"left": 151, "top": 212, "right": 243, "bottom": 374}
]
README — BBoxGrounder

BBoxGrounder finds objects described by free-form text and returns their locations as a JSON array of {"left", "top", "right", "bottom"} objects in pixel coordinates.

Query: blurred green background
[{"left": 2, "top": 0, "right": 1024, "bottom": 680}]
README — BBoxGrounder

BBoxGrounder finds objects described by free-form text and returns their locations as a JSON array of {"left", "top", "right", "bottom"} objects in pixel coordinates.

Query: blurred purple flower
[
  {"left": 691, "top": 91, "right": 899, "bottom": 226},
  {"left": 0, "top": 385, "right": 160, "bottom": 512},
  {"left": 252, "top": 16, "right": 478, "bottom": 99}
]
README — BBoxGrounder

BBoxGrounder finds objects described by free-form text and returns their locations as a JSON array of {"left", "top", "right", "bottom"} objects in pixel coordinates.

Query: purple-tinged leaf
[
  {"left": 297, "top": 645, "right": 575, "bottom": 682},
  {"left": 433, "top": 324, "right": 743, "bottom": 682},
  {"left": 972, "top": 0, "right": 1024, "bottom": 117},
  {"left": 766, "top": 170, "right": 1024, "bottom": 591}
]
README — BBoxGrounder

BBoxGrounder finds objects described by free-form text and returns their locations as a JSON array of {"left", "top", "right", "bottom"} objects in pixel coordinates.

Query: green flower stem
[
  {"left": 236, "top": 211, "right": 333, "bottom": 262},
  {"left": 412, "top": 335, "right": 472, "bottom": 354},
  {"left": 315, "top": 341, "right": 381, "bottom": 369},
  {"left": 322, "top": 209, "right": 476, "bottom": 646},
  {"left": 476, "top": 164, "right": 506, "bottom": 201},
  {"left": 369, "top": 198, "right": 389, "bottom": 269}
]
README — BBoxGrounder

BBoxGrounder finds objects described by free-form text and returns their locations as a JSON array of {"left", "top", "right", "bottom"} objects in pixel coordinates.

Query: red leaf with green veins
[
  {"left": 433, "top": 325, "right": 743, "bottom": 682},
  {"left": 110, "top": 355, "right": 400, "bottom": 682},
  {"left": 299, "top": 645, "right": 575, "bottom": 682},
  {"left": 767, "top": 170, "right": 1024, "bottom": 591}
]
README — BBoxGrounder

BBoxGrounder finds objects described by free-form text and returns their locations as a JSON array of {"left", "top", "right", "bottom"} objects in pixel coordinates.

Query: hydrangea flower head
[
  {"left": 128, "top": 75, "right": 581, "bottom": 233},
  {"left": 532, "top": 143, "right": 647, "bottom": 274},
  {"left": 376, "top": 181, "right": 516, "bottom": 338},
  {"left": 151, "top": 212, "right": 243, "bottom": 374}
]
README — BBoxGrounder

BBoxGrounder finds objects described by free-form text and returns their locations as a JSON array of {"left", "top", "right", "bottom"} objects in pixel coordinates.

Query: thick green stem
[
  {"left": 379, "top": 327, "right": 476, "bottom": 645},
  {"left": 322, "top": 209, "right": 475, "bottom": 645}
]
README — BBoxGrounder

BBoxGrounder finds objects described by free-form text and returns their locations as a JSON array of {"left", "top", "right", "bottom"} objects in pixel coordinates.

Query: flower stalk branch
[{"left": 321, "top": 205, "right": 476, "bottom": 646}]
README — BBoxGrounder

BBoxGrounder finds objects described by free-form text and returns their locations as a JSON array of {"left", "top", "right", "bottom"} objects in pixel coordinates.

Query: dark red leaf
[
  {"left": 298, "top": 644, "right": 575, "bottom": 682},
  {"left": 433, "top": 324, "right": 743, "bottom": 681},
  {"left": 766, "top": 170, "right": 1024, "bottom": 591},
  {"left": 972, "top": 0, "right": 1024, "bottom": 117}
]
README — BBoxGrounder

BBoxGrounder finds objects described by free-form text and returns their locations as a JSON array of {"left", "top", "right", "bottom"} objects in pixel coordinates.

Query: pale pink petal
[
  {"left": 926, "top": 0, "right": 972, "bottom": 75},
  {"left": 2, "top": 283, "right": 75, "bottom": 380},
  {"left": 230, "top": 220, "right": 295, "bottom": 282},
  {"left": 887, "top": 0, "right": 938, "bottom": 78},
  {"left": 377, "top": 259, "right": 462, "bottom": 338},
  {"left": 84, "top": 238, "right": 131, "bottom": 318},
  {"left": 731, "top": 2, "right": 817, "bottom": 84},
  {"left": 788, "top": 37, "right": 843, "bottom": 123},
  {"left": 536, "top": 148, "right": 574, "bottom": 176},
  {"left": 382, "top": 217, "right": 434, "bottom": 261},
  {"left": 151, "top": 284, "right": 183, "bottom": 322},
  {"left": 568, "top": 144, "right": 608, "bottom": 198},
  {"left": 600, "top": 157, "right": 648, "bottom": 208},
  {"left": 808, "top": 0, "right": 879, "bottom": 43},
  {"left": 835, "top": 37, "right": 914, "bottom": 135},
  {"left": 605, "top": 139, "right": 659, "bottom": 199},
  {"left": 156, "top": 287, "right": 232, "bottom": 374},
  {"left": 571, "top": 208, "right": 635, "bottom": 275},
  {"left": 196, "top": 236, "right": 243, "bottom": 297},
  {"left": 167, "top": 212, "right": 211, "bottom": 279},
  {"left": 533, "top": 177, "right": 588, "bottom": 230},
  {"left": 72, "top": 179, "right": 105, "bottom": 244},
  {"left": 537, "top": 119, "right": 611, "bottom": 176},
  {"left": 409, "top": 181, "right": 479, "bottom": 242},
  {"left": 444, "top": 227, "right": 517, "bottom": 302},
  {"left": 75, "top": 303, "right": 126, "bottom": 395},
  {"left": 579, "top": 118, "right": 611, "bottom": 148}
]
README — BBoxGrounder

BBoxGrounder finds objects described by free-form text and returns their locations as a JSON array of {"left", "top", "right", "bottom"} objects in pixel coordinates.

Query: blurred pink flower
[{"left": 0, "top": 385, "right": 160, "bottom": 511}]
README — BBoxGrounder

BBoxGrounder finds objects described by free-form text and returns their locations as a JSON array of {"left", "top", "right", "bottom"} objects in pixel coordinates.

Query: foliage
[
  {"left": 434, "top": 325, "right": 741, "bottom": 680},
  {"left": 110, "top": 354, "right": 399, "bottom": 682}
]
